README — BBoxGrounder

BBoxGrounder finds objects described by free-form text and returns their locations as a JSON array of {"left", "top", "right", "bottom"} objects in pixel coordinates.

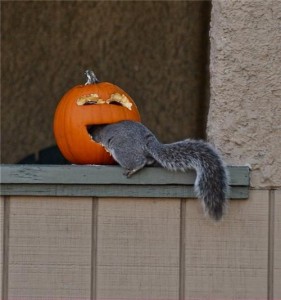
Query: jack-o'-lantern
[{"left": 53, "top": 70, "right": 141, "bottom": 164}]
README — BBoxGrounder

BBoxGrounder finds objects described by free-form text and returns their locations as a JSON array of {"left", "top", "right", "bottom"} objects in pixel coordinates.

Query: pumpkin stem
[{"left": 85, "top": 70, "right": 100, "bottom": 85}]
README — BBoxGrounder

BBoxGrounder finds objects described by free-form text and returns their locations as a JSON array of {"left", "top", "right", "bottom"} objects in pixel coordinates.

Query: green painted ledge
[{"left": 0, "top": 165, "right": 250, "bottom": 199}]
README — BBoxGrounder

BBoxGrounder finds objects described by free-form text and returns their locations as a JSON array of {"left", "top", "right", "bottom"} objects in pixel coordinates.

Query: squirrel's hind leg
[{"left": 111, "top": 148, "right": 148, "bottom": 178}]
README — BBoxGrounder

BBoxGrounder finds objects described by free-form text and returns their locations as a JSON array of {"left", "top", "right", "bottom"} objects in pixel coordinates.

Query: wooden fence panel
[
  {"left": 184, "top": 190, "right": 269, "bottom": 299},
  {"left": 96, "top": 198, "right": 180, "bottom": 299},
  {"left": 274, "top": 190, "right": 281, "bottom": 298},
  {"left": 7, "top": 196, "right": 92, "bottom": 300},
  {"left": 0, "top": 191, "right": 276, "bottom": 298}
]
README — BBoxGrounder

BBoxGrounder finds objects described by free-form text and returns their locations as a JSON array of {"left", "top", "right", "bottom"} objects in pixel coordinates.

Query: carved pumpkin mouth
[
  {"left": 87, "top": 125, "right": 99, "bottom": 135},
  {"left": 77, "top": 92, "right": 133, "bottom": 110},
  {"left": 86, "top": 124, "right": 107, "bottom": 146}
]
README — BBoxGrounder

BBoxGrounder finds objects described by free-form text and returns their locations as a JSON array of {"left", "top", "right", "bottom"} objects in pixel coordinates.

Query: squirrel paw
[
  {"left": 123, "top": 167, "right": 143, "bottom": 178},
  {"left": 124, "top": 170, "right": 137, "bottom": 178},
  {"left": 123, "top": 169, "right": 133, "bottom": 178}
]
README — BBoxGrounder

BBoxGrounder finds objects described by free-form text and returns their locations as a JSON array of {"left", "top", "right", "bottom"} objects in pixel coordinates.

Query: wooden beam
[{"left": 0, "top": 165, "right": 250, "bottom": 199}]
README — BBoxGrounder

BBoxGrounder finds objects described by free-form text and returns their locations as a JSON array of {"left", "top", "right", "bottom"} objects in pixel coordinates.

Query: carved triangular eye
[
  {"left": 106, "top": 101, "right": 123, "bottom": 106},
  {"left": 106, "top": 93, "right": 132, "bottom": 110},
  {"left": 77, "top": 94, "right": 105, "bottom": 106},
  {"left": 83, "top": 101, "right": 98, "bottom": 105}
]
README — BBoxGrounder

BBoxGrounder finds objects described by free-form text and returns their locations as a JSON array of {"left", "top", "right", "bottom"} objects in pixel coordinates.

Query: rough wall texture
[
  {"left": 1, "top": 1, "right": 210, "bottom": 163},
  {"left": 208, "top": 0, "right": 281, "bottom": 188}
]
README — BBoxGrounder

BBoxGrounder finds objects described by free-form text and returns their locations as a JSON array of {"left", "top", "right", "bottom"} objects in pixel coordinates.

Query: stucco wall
[
  {"left": 208, "top": 0, "right": 281, "bottom": 188},
  {"left": 1, "top": 1, "right": 210, "bottom": 164}
]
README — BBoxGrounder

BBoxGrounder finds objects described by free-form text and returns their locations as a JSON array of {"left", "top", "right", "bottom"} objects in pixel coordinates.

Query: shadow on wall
[{"left": 18, "top": 146, "right": 69, "bottom": 165}]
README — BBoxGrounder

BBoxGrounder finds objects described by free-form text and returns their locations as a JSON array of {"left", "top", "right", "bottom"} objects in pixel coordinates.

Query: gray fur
[{"left": 90, "top": 121, "right": 229, "bottom": 220}]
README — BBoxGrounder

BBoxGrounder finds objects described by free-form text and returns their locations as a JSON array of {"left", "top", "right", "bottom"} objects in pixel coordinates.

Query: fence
[{"left": 1, "top": 165, "right": 280, "bottom": 299}]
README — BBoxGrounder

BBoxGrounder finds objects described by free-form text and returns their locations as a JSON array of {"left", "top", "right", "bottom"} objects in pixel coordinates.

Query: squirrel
[{"left": 89, "top": 120, "right": 229, "bottom": 220}]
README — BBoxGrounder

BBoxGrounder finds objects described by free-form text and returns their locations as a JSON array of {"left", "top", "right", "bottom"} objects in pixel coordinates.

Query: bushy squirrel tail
[{"left": 147, "top": 139, "right": 229, "bottom": 220}]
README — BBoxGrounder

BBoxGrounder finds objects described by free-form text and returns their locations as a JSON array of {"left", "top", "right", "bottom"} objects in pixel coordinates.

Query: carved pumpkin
[{"left": 53, "top": 70, "right": 141, "bottom": 164}]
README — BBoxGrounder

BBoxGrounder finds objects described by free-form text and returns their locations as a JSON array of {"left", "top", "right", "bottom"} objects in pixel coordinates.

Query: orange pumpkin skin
[{"left": 53, "top": 80, "right": 141, "bottom": 165}]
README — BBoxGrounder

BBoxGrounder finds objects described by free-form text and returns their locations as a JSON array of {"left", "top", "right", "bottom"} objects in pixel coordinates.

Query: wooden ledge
[{"left": 0, "top": 165, "right": 250, "bottom": 199}]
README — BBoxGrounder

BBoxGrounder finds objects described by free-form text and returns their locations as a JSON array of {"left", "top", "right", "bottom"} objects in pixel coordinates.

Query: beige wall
[
  {"left": 208, "top": 0, "right": 281, "bottom": 188},
  {"left": 1, "top": 1, "right": 210, "bottom": 163}
]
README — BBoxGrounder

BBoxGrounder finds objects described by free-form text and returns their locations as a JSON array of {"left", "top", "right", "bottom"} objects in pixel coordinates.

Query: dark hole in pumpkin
[
  {"left": 87, "top": 124, "right": 108, "bottom": 143},
  {"left": 80, "top": 101, "right": 123, "bottom": 106},
  {"left": 83, "top": 101, "right": 98, "bottom": 105},
  {"left": 107, "top": 101, "right": 123, "bottom": 106}
]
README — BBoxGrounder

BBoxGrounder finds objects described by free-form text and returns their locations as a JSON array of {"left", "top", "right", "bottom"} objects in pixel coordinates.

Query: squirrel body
[{"left": 90, "top": 121, "right": 229, "bottom": 220}]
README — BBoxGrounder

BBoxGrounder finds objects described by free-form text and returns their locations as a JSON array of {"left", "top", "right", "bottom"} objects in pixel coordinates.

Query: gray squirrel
[{"left": 90, "top": 120, "right": 229, "bottom": 220}]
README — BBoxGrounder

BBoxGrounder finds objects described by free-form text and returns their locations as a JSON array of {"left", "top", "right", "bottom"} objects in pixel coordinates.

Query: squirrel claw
[
  {"left": 123, "top": 163, "right": 146, "bottom": 178},
  {"left": 123, "top": 170, "right": 132, "bottom": 178}
]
